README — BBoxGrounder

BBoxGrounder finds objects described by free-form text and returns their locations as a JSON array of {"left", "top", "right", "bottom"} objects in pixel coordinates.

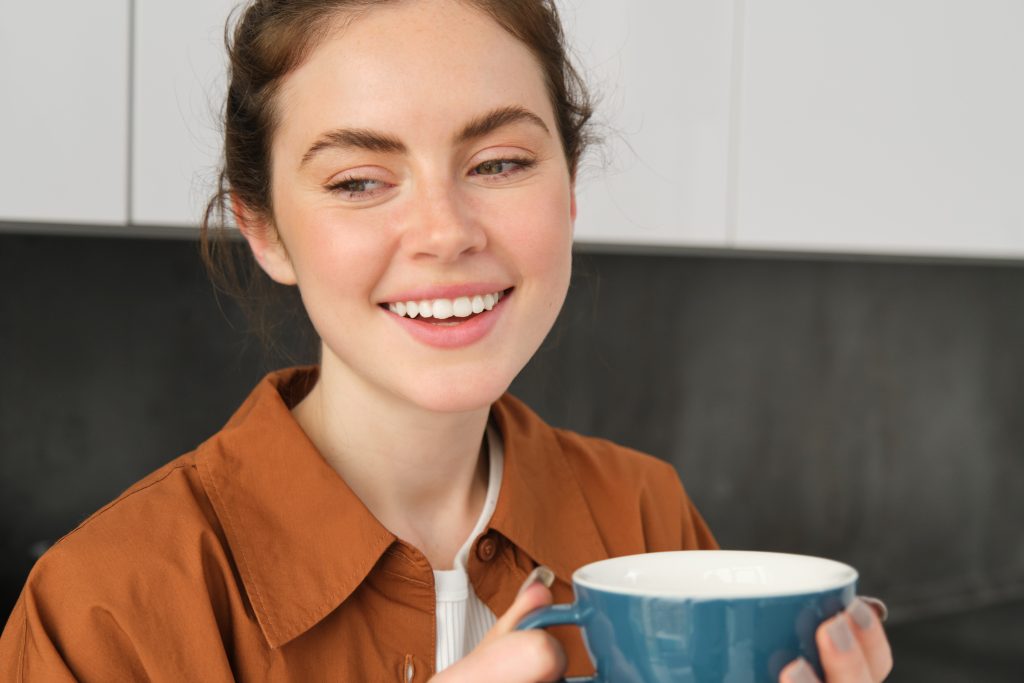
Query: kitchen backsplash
[{"left": 1, "top": 232, "right": 1022, "bottom": 623}]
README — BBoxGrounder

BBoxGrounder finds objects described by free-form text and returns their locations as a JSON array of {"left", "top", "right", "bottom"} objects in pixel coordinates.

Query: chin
[{"left": 398, "top": 365, "right": 519, "bottom": 415}]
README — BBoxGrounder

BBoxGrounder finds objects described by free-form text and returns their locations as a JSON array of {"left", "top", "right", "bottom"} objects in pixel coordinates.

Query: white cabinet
[
  {"left": 0, "top": 1, "right": 129, "bottom": 225},
  {"left": 734, "top": 0, "right": 1024, "bottom": 260},
  {"left": 132, "top": 0, "right": 237, "bottom": 228},
  {"left": 562, "top": 0, "right": 735, "bottom": 248},
  {"left": 4, "top": 1, "right": 1022, "bottom": 261},
  {"left": 128, "top": 0, "right": 737, "bottom": 244}
]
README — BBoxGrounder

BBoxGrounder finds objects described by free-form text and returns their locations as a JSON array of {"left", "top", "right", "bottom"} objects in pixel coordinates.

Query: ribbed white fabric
[{"left": 433, "top": 424, "right": 503, "bottom": 672}]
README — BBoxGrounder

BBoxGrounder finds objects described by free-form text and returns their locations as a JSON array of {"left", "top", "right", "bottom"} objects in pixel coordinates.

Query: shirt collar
[
  {"left": 488, "top": 393, "right": 609, "bottom": 582},
  {"left": 196, "top": 367, "right": 397, "bottom": 648},
  {"left": 195, "top": 367, "right": 607, "bottom": 648}
]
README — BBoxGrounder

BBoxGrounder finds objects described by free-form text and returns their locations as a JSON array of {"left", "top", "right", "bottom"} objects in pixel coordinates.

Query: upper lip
[{"left": 379, "top": 283, "right": 512, "bottom": 304}]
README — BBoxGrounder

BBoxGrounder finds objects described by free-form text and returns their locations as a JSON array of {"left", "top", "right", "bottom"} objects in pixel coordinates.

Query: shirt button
[{"left": 475, "top": 533, "right": 498, "bottom": 562}]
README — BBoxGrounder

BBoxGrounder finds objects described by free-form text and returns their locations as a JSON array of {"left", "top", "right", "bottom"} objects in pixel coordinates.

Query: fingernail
[
  {"left": 517, "top": 565, "right": 555, "bottom": 596},
  {"left": 847, "top": 598, "right": 874, "bottom": 630},
  {"left": 787, "top": 657, "right": 818, "bottom": 683},
  {"left": 860, "top": 596, "right": 889, "bottom": 623},
  {"left": 826, "top": 618, "right": 854, "bottom": 652}
]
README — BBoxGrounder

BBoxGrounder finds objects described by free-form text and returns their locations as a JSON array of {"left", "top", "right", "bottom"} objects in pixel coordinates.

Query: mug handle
[{"left": 515, "top": 604, "right": 596, "bottom": 683}]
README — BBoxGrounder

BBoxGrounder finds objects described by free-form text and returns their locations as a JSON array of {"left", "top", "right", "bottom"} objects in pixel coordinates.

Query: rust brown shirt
[{"left": 0, "top": 367, "right": 717, "bottom": 682}]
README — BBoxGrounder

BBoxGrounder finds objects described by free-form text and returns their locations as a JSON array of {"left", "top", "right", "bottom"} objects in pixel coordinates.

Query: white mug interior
[{"left": 573, "top": 550, "right": 858, "bottom": 599}]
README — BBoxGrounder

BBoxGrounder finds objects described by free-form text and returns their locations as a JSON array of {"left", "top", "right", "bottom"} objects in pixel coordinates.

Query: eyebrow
[
  {"left": 454, "top": 105, "right": 550, "bottom": 145},
  {"left": 300, "top": 105, "right": 551, "bottom": 167},
  {"left": 300, "top": 129, "right": 406, "bottom": 167}
]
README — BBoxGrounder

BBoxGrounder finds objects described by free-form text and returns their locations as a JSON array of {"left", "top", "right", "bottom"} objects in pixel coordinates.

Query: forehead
[{"left": 273, "top": 0, "right": 554, "bottom": 152}]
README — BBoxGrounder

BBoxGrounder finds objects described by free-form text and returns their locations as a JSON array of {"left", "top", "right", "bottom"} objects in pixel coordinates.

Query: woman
[{"left": 0, "top": 1, "right": 892, "bottom": 681}]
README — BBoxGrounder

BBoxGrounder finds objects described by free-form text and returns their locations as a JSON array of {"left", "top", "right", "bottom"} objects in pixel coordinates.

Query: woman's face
[{"left": 248, "top": 0, "right": 575, "bottom": 413}]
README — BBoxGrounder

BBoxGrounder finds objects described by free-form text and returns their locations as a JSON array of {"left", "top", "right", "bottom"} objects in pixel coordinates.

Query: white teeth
[
  {"left": 432, "top": 299, "right": 453, "bottom": 319},
  {"left": 386, "top": 290, "right": 506, "bottom": 319},
  {"left": 453, "top": 297, "right": 472, "bottom": 318}
]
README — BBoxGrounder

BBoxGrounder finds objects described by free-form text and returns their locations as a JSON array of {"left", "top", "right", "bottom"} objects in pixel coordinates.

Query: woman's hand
[
  {"left": 779, "top": 597, "right": 893, "bottom": 682},
  {"left": 431, "top": 567, "right": 566, "bottom": 683}
]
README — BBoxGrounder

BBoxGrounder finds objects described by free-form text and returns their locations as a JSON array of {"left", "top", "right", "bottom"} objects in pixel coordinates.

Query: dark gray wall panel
[
  {"left": 512, "top": 254, "right": 1024, "bottom": 620},
  {"left": 0, "top": 234, "right": 315, "bottom": 616}
]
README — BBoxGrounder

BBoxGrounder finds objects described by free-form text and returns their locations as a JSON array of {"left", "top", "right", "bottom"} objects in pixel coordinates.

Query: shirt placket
[{"left": 371, "top": 544, "right": 438, "bottom": 682}]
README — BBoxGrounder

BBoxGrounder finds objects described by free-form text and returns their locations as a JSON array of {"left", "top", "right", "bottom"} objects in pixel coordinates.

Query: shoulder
[
  {"left": 496, "top": 394, "right": 718, "bottom": 553},
  {"left": 24, "top": 450, "right": 231, "bottom": 618},
  {"left": 53, "top": 452, "right": 212, "bottom": 554},
  {"left": 551, "top": 426, "right": 678, "bottom": 491},
  {"left": 0, "top": 451, "right": 239, "bottom": 679},
  {"left": 496, "top": 392, "right": 683, "bottom": 498},
  {"left": 556, "top": 428, "right": 718, "bottom": 553}
]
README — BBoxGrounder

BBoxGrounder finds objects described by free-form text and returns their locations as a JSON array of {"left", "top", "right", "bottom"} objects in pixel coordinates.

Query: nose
[{"left": 401, "top": 181, "right": 487, "bottom": 262}]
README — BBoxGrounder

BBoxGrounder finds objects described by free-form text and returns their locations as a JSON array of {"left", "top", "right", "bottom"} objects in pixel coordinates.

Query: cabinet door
[
  {"left": 735, "top": 0, "right": 1024, "bottom": 259},
  {"left": 131, "top": 0, "right": 736, "bottom": 243},
  {"left": 561, "top": 0, "right": 735, "bottom": 248},
  {"left": 132, "top": 0, "right": 237, "bottom": 228},
  {"left": 0, "top": 1, "right": 128, "bottom": 225}
]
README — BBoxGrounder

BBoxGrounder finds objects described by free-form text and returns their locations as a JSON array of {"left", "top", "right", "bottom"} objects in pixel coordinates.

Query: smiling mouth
[{"left": 381, "top": 288, "right": 512, "bottom": 324}]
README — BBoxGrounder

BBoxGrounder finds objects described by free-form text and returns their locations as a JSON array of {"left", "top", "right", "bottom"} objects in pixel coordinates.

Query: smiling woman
[
  {"left": 0, "top": 2, "right": 892, "bottom": 683},
  {"left": 237, "top": 0, "right": 578, "bottom": 418}
]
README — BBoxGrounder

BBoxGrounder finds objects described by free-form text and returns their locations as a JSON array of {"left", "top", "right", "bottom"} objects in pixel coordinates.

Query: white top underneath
[{"left": 432, "top": 424, "right": 503, "bottom": 672}]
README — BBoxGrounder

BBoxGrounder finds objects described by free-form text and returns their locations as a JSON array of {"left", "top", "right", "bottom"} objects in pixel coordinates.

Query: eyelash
[
  {"left": 325, "top": 157, "right": 537, "bottom": 200},
  {"left": 325, "top": 176, "right": 390, "bottom": 200},
  {"left": 469, "top": 157, "right": 536, "bottom": 180}
]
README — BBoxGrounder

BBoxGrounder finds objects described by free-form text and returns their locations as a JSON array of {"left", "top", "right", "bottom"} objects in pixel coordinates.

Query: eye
[
  {"left": 470, "top": 157, "right": 536, "bottom": 180},
  {"left": 325, "top": 176, "right": 392, "bottom": 200}
]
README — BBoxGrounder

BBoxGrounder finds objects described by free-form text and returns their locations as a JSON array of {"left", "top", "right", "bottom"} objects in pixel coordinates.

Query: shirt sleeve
[
  {"left": 637, "top": 458, "right": 719, "bottom": 553},
  {"left": 0, "top": 515, "right": 242, "bottom": 683},
  {"left": 0, "top": 567, "right": 151, "bottom": 682},
  {"left": 0, "top": 592, "right": 73, "bottom": 682}
]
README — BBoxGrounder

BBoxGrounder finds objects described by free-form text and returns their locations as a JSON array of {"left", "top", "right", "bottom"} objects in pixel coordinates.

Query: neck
[{"left": 291, "top": 357, "right": 491, "bottom": 569}]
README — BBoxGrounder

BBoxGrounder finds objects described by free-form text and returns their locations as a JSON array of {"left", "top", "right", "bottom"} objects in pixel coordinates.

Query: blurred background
[{"left": 2, "top": 1, "right": 1022, "bottom": 681}]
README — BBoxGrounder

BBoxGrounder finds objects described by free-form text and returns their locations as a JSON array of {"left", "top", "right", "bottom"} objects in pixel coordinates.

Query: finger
[
  {"left": 846, "top": 598, "right": 894, "bottom": 680},
  {"left": 779, "top": 657, "right": 822, "bottom": 683},
  {"left": 438, "top": 630, "right": 566, "bottom": 683},
  {"left": 858, "top": 596, "right": 889, "bottom": 623},
  {"left": 482, "top": 566, "right": 555, "bottom": 643},
  {"left": 816, "top": 613, "right": 875, "bottom": 682}
]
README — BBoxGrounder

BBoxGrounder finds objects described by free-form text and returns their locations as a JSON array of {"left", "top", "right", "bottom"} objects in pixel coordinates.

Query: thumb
[{"left": 483, "top": 566, "right": 556, "bottom": 643}]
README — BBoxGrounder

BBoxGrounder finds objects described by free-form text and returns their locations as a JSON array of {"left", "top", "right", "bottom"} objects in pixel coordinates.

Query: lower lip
[{"left": 384, "top": 291, "right": 510, "bottom": 349}]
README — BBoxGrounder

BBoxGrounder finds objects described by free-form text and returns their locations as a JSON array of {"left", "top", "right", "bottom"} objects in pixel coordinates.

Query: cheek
[
  {"left": 270, "top": 170, "right": 392, "bottom": 295},
  {"left": 281, "top": 209, "right": 394, "bottom": 309},
  {"left": 510, "top": 187, "right": 574, "bottom": 284}
]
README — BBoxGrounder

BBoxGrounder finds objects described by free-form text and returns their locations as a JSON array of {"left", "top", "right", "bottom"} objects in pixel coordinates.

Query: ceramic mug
[{"left": 516, "top": 550, "right": 858, "bottom": 682}]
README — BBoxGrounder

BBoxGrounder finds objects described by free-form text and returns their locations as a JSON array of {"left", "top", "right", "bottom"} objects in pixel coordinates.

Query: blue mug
[{"left": 517, "top": 550, "right": 858, "bottom": 682}]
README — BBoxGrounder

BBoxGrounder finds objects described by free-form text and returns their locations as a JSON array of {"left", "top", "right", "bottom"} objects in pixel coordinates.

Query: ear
[{"left": 231, "top": 194, "right": 298, "bottom": 286}]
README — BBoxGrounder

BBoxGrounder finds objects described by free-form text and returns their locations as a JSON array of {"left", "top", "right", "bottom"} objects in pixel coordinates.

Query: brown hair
[{"left": 200, "top": 0, "right": 595, "bottom": 353}]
